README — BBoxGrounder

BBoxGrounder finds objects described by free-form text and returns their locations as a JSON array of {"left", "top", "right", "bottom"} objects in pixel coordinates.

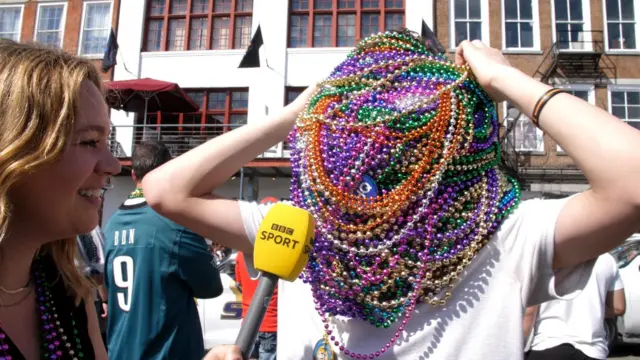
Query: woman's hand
[
  {"left": 203, "top": 345, "right": 243, "bottom": 360},
  {"left": 454, "top": 40, "right": 519, "bottom": 102}
]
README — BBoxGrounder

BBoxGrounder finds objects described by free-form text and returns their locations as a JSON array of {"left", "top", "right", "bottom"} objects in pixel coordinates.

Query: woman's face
[{"left": 9, "top": 80, "right": 121, "bottom": 242}]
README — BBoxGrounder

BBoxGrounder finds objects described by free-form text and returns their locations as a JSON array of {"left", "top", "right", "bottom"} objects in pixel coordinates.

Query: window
[
  {"left": 288, "top": 0, "right": 405, "bottom": 48},
  {"left": 604, "top": 0, "right": 639, "bottom": 51},
  {"left": 79, "top": 1, "right": 113, "bottom": 55},
  {"left": 504, "top": 102, "right": 544, "bottom": 152},
  {"left": 284, "top": 87, "right": 305, "bottom": 151},
  {"left": 141, "top": 89, "right": 248, "bottom": 156},
  {"left": 183, "top": 88, "right": 248, "bottom": 132},
  {"left": 450, "top": 0, "right": 489, "bottom": 47},
  {"left": 554, "top": 86, "right": 594, "bottom": 152},
  {"left": 610, "top": 88, "right": 640, "bottom": 131},
  {"left": 553, "top": 0, "right": 591, "bottom": 50},
  {"left": 502, "top": 0, "right": 539, "bottom": 50},
  {"left": 0, "top": 5, "right": 23, "bottom": 41},
  {"left": 34, "top": 3, "right": 67, "bottom": 48},
  {"left": 144, "top": 0, "right": 253, "bottom": 51}
]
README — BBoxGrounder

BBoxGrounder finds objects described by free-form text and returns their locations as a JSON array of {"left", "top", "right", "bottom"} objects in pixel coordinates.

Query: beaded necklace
[
  {"left": 128, "top": 188, "right": 144, "bottom": 199},
  {"left": 289, "top": 31, "right": 521, "bottom": 359},
  {"left": 0, "top": 256, "right": 85, "bottom": 360}
]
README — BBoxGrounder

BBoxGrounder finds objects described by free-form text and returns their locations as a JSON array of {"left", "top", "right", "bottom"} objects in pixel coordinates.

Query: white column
[
  {"left": 109, "top": 0, "right": 146, "bottom": 157},
  {"left": 113, "top": 0, "right": 145, "bottom": 82},
  {"left": 406, "top": 0, "right": 434, "bottom": 33},
  {"left": 251, "top": 0, "right": 289, "bottom": 157}
]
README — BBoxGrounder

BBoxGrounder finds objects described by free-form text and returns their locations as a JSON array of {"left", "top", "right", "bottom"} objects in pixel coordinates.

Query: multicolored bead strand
[
  {"left": 128, "top": 188, "right": 144, "bottom": 199},
  {"left": 0, "top": 322, "right": 10, "bottom": 360},
  {"left": 288, "top": 31, "right": 521, "bottom": 358},
  {"left": 0, "top": 257, "right": 85, "bottom": 360},
  {"left": 33, "top": 261, "right": 84, "bottom": 360}
]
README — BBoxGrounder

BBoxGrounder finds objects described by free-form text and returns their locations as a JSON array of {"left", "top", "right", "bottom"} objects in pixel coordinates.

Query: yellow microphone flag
[{"left": 253, "top": 203, "right": 315, "bottom": 282}]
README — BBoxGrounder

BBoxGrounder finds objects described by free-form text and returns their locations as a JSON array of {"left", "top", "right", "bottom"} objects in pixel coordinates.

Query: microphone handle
[{"left": 235, "top": 272, "right": 279, "bottom": 360}]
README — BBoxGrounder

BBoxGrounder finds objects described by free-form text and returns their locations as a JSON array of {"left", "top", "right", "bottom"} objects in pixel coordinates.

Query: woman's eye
[{"left": 81, "top": 140, "right": 100, "bottom": 148}]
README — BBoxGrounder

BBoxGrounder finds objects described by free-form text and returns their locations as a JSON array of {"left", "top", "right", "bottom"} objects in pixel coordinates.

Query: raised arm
[
  {"left": 456, "top": 40, "right": 640, "bottom": 270},
  {"left": 142, "top": 86, "right": 317, "bottom": 254}
]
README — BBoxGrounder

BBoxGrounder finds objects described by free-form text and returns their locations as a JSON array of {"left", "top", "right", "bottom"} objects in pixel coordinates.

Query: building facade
[
  {"left": 437, "top": 0, "right": 639, "bottom": 199},
  {"left": 104, "top": 0, "right": 639, "bottom": 221},
  {"left": 0, "top": 0, "right": 120, "bottom": 80}
]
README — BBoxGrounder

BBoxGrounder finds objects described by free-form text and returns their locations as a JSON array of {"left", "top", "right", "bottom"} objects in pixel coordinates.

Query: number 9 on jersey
[{"left": 113, "top": 255, "right": 134, "bottom": 311}]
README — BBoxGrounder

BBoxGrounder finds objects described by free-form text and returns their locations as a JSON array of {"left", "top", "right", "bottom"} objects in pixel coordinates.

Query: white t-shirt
[
  {"left": 530, "top": 253, "right": 624, "bottom": 359},
  {"left": 239, "top": 198, "right": 594, "bottom": 360}
]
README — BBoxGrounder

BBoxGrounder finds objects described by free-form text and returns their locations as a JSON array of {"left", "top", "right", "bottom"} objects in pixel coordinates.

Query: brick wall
[
  {"left": 436, "top": 0, "right": 640, "bottom": 80},
  {"left": 434, "top": 0, "right": 640, "bottom": 170},
  {"left": 18, "top": 0, "right": 120, "bottom": 81}
]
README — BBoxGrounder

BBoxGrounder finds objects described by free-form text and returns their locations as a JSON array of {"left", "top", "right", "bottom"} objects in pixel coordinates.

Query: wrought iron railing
[
  {"left": 501, "top": 29, "right": 618, "bottom": 183},
  {"left": 554, "top": 29, "right": 603, "bottom": 52},
  {"left": 109, "top": 124, "right": 290, "bottom": 159}
]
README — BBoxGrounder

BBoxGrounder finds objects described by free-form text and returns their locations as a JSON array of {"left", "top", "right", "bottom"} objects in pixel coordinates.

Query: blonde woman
[{"left": 0, "top": 40, "right": 119, "bottom": 359}]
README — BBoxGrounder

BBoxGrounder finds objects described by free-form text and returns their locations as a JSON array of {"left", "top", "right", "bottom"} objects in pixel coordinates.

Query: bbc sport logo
[{"left": 270, "top": 223, "right": 294, "bottom": 236}]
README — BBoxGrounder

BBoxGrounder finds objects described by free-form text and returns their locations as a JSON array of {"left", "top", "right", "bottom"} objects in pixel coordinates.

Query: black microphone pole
[{"left": 235, "top": 272, "right": 279, "bottom": 360}]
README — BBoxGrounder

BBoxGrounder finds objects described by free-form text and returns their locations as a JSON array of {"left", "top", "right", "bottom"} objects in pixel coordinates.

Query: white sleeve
[
  {"left": 499, "top": 197, "right": 595, "bottom": 307},
  {"left": 238, "top": 200, "right": 277, "bottom": 280}
]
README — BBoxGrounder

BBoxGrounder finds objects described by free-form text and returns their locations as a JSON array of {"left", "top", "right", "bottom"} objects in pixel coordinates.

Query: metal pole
[
  {"left": 247, "top": 174, "right": 253, "bottom": 202},
  {"left": 239, "top": 167, "right": 245, "bottom": 200},
  {"left": 144, "top": 97, "right": 148, "bottom": 126}
]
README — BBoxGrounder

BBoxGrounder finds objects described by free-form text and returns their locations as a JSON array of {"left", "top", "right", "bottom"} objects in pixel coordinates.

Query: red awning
[{"left": 104, "top": 78, "right": 199, "bottom": 114}]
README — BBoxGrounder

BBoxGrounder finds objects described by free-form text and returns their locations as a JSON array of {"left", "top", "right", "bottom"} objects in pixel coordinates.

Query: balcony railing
[
  {"left": 553, "top": 29, "right": 604, "bottom": 52},
  {"left": 109, "top": 124, "right": 291, "bottom": 159}
]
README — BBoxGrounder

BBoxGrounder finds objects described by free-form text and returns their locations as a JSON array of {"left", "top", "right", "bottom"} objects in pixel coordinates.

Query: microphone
[{"left": 234, "top": 203, "right": 315, "bottom": 359}]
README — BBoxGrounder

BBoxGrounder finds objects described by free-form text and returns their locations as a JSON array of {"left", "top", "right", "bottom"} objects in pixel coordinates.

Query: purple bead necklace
[
  {"left": 289, "top": 31, "right": 521, "bottom": 358},
  {"left": 0, "top": 257, "right": 85, "bottom": 360}
]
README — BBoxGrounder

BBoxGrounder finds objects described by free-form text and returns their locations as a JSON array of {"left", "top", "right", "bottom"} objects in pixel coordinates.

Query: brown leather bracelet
[{"left": 531, "top": 88, "right": 565, "bottom": 127}]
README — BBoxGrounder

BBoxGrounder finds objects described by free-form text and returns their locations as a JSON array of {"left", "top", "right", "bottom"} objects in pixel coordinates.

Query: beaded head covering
[{"left": 289, "top": 30, "right": 521, "bottom": 357}]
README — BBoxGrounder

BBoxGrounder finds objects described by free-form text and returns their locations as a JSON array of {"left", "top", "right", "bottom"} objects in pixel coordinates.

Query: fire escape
[{"left": 500, "top": 30, "right": 618, "bottom": 192}]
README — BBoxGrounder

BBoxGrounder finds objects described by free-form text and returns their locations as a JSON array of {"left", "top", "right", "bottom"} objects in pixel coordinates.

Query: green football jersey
[{"left": 104, "top": 200, "right": 222, "bottom": 360}]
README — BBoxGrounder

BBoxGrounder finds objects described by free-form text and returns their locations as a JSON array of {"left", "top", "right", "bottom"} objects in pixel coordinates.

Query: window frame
[
  {"left": 33, "top": 1, "right": 68, "bottom": 49},
  {"left": 287, "top": 0, "right": 405, "bottom": 48},
  {"left": 143, "top": 0, "right": 254, "bottom": 52},
  {"left": 501, "top": 0, "right": 540, "bottom": 51},
  {"left": 0, "top": 4, "right": 24, "bottom": 42},
  {"left": 550, "top": 0, "right": 592, "bottom": 52},
  {"left": 284, "top": 86, "right": 306, "bottom": 154},
  {"left": 178, "top": 88, "right": 249, "bottom": 133},
  {"left": 448, "top": 0, "right": 490, "bottom": 49},
  {"left": 503, "top": 101, "right": 545, "bottom": 153},
  {"left": 78, "top": 0, "right": 114, "bottom": 57},
  {"left": 138, "top": 88, "right": 249, "bottom": 156},
  {"left": 608, "top": 85, "right": 640, "bottom": 131},
  {"left": 553, "top": 84, "right": 595, "bottom": 153},
  {"left": 602, "top": 0, "right": 640, "bottom": 52}
]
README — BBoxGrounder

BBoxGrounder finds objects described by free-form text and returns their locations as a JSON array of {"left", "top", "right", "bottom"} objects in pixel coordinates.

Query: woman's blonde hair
[{"left": 0, "top": 40, "right": 104, "bottom": 303}]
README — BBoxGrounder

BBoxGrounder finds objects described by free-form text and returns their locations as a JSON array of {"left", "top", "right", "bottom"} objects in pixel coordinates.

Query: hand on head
[
  {"left": 454, "top": 40, "right": 515, "bottom": 102},
  {"left": 203, "top": 345, "right": 243, "bottom": 360}
]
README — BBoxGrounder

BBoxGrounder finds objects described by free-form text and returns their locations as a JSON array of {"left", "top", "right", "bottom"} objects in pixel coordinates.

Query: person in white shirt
[
  {"left": 143, "top": 33, "right": 640, "bottom": 360},
  {"left": 523, "top": 253, "right": 626, "bottom": 360}
]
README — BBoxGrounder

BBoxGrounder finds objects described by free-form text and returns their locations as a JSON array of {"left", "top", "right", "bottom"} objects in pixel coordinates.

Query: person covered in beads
[
  {"left": 145, "top": 30, "right": 640, "bottom": 360},
  {"left": 0, "top": 40, "right": 119, "bottom": 359}
]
